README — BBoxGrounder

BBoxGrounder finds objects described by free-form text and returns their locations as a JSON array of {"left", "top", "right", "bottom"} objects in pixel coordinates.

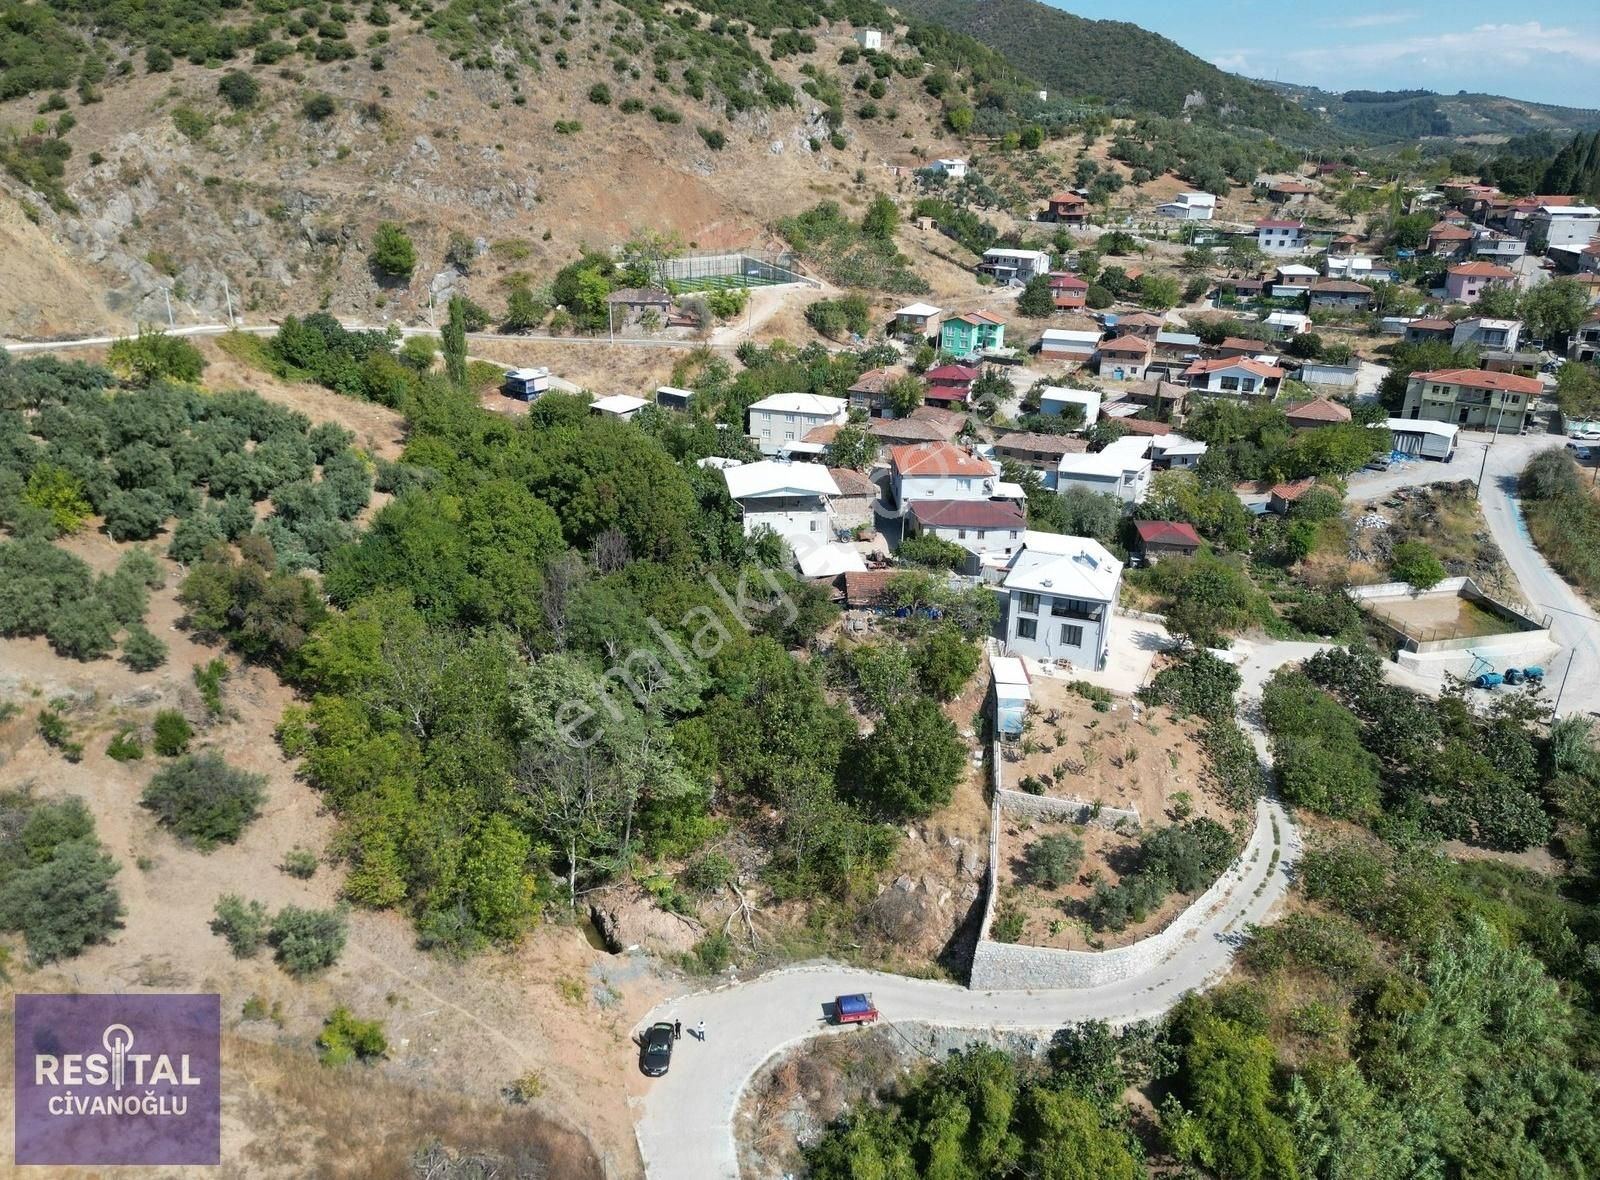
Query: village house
[
  {"left": 841, "top": 568, "right": 896, "bottom": 610},
  {"left": 1527, "top": 205, "right": 1600, "bottom": 250},
  {"left": 1307, "top": 280, "right": 1374, "bottom": 311},
  {"left": 1000, "top": 533, "right": 1124, "bottom": 670},
  {"left": 722, "top": 461, "right": 839, "bottom": 543},
  {"left": 906, "top": 498, "right": 1027, "bottom": 571},
  {"left": 1044, "top": 191, "right": 1089, "bottom": 224},
  {"left": 1263, "top": 310, "right": 1312, "bottom": 337},
  {"left": 1570, "top": 316, "right": 1600, "bottom": 363},
  {"left": 1471, "top": 227, "right": 1526, "bottom": 262},
  {"left": 747, "top": 392, "right": 848, "bottom": 455},
  {"left": 847, "top": 366, "right": 907, "bottom": 417},
  {"left": 1256, "top": 219, "right": 1308, "bottom": 254},
  {"left": 889, "top": 440, "right": 999, "bottom": 505},
  {"left": 1182, "top": 357, "right": 1285, "bottom": 398},
  {"left": 1036, "top": 328, "right": 1101, "bottom": 364},
  {"left": 894, "top": 302, "right": 942, "bottom": 340},
  {"left": 1132, "top": 520, "right": 1202, "bottom": 564},
  {"left": 502, "top": 367, "right": 551, "bottom": 401},
  {"left": 1321, "top": 255, "right": 1397, "bottom": 283},
  {"left": 1055, "top": 435, "right": 1153, "bottom": 506},
  {"left": 1271, "top": 264, "right": 1319, "bottom": 297},
  {"left": 1284, "top": 397, "right": 1352, "bottom": 430},
  {"left": 854, "top": 27, "right": 882, "bottom": 49},
  {"left": 992, "top": 431, "right": 1088, "bottom": 480},
  {"left": 1426, "top": 221, "right": 1472, "bottom": 257},
  {"left": 1268, "top": 179, "right": 1316, "bottom": 205},
  {"left": 1267, "top": 477, "right": 1318, "bottom": 516},
  {"left": 1216, "top": 336, "right": 1272, "bottom": 359},
  {"left": 923, "top": 363, "right": 978, "bottom": 408},
  {"left": 1221, "top": 277, "right": 1268, "bottom": 303},
  {"left": 1113, "top": 414, "right": 1175, "bottom": 436},
  {"left": 926, "top": 158, "right": 967, "bottom": 180},
  {"left": 605, "top": 288, "right": 673, "bottom": 328},
  {"left": 1294, "top": 361, "right": 1360, "bottom": 389},
  {"left": 827, "top": 467, "right": 880, "bottom": 532},
  {"left": 1149, "top": 434, "right": 1207, "bottom": 470},
  {"left": 979, "top": 248, "right": 1052, "bottom": 284},
  {"left": 1157, "top": 191, "right": 1217, "bottom": 220},
  {"left": 1110, "top": 311, "right": 1166, "bottom": 339},
  {"left": 1445, "top": 261, "right": 1516, "bottom": 304},
  {"left": 590, "top": 394, "right": 649, "bottom": 420},
  {"left": 940, "top": 310, "right": 1007, "bottom": 359},
  {"left": 1401, "top": 368, "right": 1541, "bottom": 434},
  {"left": 1152, "top": 330, "right": 1202, "bottom": 360},
  {"left": 1096, "top": 334, "right": 1154, "bottom": 380},
  {"left": 1452, "top": 317, "right": 1522, "bottom": 352},
  {"left": 1038, "top": 385, "right": 1101, "bottom": 425},
  {"left": 1049, "top": 272, "right": 1089, "bottom": 309},
  {"left": 867, "top": 408, "right": 966, "bottom": 448},
  {"left": 1328, "top": 232, "right": 1362, "bottom": 254},
  {"left": 1405, "top": 317, "right": 1456, "bottom": 345}
]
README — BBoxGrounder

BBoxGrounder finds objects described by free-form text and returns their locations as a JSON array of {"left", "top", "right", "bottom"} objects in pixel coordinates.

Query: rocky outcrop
[{"left": 589, "top": 885, "right": 704, "bottom": 957}]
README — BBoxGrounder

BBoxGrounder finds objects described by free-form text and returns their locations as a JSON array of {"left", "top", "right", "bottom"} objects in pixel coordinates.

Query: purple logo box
[{"left": 14, "top": 993, "right": 221, "bottom": 1165}]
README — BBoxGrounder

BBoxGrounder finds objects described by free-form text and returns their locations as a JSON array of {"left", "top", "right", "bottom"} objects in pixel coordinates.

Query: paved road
[
  {"left": 631, "top": 640, "right": 1320, "bottom": 1180},
  {"left": 1345, "top": 432, "right": 1600, "bottom": 717}
]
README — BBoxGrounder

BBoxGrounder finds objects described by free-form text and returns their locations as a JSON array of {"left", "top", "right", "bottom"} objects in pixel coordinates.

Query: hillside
[
  {"left": 887, "top": 0, "right": 1308, "bottom": 129},
  {"left": 1261, "top": 82, "right": 1600, "bottom": 144}
]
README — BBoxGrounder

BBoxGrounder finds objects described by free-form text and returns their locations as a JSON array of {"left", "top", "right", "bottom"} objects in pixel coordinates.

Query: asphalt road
[{"left": 631, "top": 640, "right": 1323, "bottom": 1180}]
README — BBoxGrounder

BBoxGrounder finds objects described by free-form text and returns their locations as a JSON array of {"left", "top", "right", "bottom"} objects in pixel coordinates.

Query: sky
[{"left": 1045, "top": 1, "right": 1600, "bottom": 108}]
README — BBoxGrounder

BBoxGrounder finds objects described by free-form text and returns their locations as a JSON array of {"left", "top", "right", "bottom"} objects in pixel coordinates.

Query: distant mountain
[
  {"left": 889, "top": 0, "right": 1309, "bottom": 129},
  {"left": 1258, "top": 82, "right": 1600, "bottom": 144}
]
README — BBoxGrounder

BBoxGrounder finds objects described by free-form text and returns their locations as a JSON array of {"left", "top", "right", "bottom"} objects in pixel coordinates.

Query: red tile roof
[
  {"left": 1408, "top": 317, "right": 1455, "bottom": 331},
  {"left": 1310, "top": 280, "right": 1374, "bottom": 294},
  {"left": 1134, "top": 520, "right": 1202, "bottom": 548},
  {"left": 1185, "top": 357, "right": 1285, "bottom": 380},
  {"left": 1219, "top": 336, "right": 1270, "bottom": 352},
  {"left": 1115, "top": 418, "right": 1174, "bottom": 436},
  {"left": 1049, "top": 272, "right": 1089, "bottom": 289},
  {"left": 910, "top": 499, "right": 1026, "bottom": 530},
  {"left": 1100, "top": 334, "right": 1154, "bottom": 355},
  {"left": 1284, "top": 397, "right": 1352, "bottom": 423},
  {"left": 1048, "top": 191, "right": 1086, "bottom": 206},
  {"left": 1269, "top": 477, "right": 1318, "bottom": 501},
  {"left": 842, "top": 569, "right": 896, "bottom": 606},
  {"left": 1412, "top": 368, "right": 1542, "bottom": 395},
  {"left": 1256, "top": 219, "right": 1304, "bottom": 230},
  {"left": 890, "top": 441, "right": 992, "bottom": 477},
  {"left": 923, "top": 363, "right": 978, "bottom": 383},
  {"left": 1448, "top": 262, "right": 1515, "bottom": 278},
  {"left": 828, "top": 467, "right": 879, "bottom": 497},
  {"left": 1428, "top": 222, "right": 1472, "bottom": 239}
]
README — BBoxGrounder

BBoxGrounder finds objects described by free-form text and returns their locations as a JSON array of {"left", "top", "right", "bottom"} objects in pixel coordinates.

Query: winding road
[{"left": 631, "top": 639, "right": 1323, "bottom": 1180}]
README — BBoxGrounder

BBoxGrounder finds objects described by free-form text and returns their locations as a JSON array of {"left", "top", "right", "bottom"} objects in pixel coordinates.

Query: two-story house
[
  {"left": 1445, "top": 262, "right": 1516, "bottom": 304},
  {"left": 940, "top": 311, "right": 1006, "bottom": 359},
  {"left": 1570, "top": 316, "right": 1600, "bottom": 363},
  {"left": 1096, "top": 335, "right": 1154, "bottom": 379},
  {"left": 992, "top": 431, "right": 1088, "bottom": 483},
  {"left": 1000, "top": 534, "right": 1124, "bottom": 670},
  {"left": 1055, "top": 435, "right": 1152, "bottom": 506},
  {"left": 894, "top": 302, "right": 942, "bottom": 340},
  {"left": 978, "top": 248, "right": 1052, "bottom": 284},
  {"left": 1038, "top": 385, "right": 1101, "bottom": 425},
  {"left": 889, "top": 441, "right": 998, "bottom": 505},
  {"left": 846, "top": 366, "right": 905, "bottom": 418},
  {"left": 1527, "top": 205, "right": 1600, "bottom": 250},
  {"left": 1044, "top": 191, "right": 1088, "bottom": 224},
  {"left": 1271, "top": 264, "right": 1319, "bottom": 298},
  {"left": 923, "top": 363, "right": 978, "bottom": 409},
  {"left": 1157, "top": 191, "right": 1216, "bottom": 220},
  {"left": 1400, "top": 368, "right": 1542, "bottom": 434},
  {"left": 1182, "top": 357, "right": 1285, "bottom": 397},
  {"left": 906, "top": 498, "right": 1027, "bottom": 571},
  {"left": 1049, "top": 272, "right": 1090, "bottom": 309},
  {"left": 722, "top": 461, "right": 839, "bottom": 542},
  {"left": 1426, "top": 221, "right": 1472, "bottom": 257},
  {"left": 1307, "top": 280, "right": 1374, "bottom": 311},
  {"left": 747, "top": 392, "right": 849, "bottom": 455},
  {"left": 1471, "top": 227, "right": 1526, "bottom": 262},
  {"left": 1256, "top": 219, "right": 1308, "bottom": 254},
  {"left": 1451, "top": 317, "right": 1522, "bottom": 352}
]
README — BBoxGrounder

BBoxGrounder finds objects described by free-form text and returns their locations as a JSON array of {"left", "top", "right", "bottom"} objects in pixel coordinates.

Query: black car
[{"left": 640, "top": 1022, "right": 675, "bottom": 1077}]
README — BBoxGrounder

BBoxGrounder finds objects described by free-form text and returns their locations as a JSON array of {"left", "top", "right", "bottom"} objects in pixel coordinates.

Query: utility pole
[
  {"left": 607, "top": 300, "right": 614, "bottom": 345},
  {"left": 1476, "top": 442, "right": 1490, "bottom": 490},
  {"left": 1553, "top": 652, "right": 1575, "bottom": 717},
  {"left": 161, "top": 287, "right": 174, "bottom": 328},
  {"left": 222, "top": 278, "right": 235, "bottom": 327}
]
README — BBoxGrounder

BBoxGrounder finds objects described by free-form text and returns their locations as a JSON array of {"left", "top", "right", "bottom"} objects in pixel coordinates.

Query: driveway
[{"left": 631, "top": 639, "right": 1313, "bottom": 1180}]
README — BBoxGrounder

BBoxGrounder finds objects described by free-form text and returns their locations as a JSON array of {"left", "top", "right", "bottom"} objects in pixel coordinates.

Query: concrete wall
[{"left": 996, "top": 788, "right": 1139, "bottom": 830}]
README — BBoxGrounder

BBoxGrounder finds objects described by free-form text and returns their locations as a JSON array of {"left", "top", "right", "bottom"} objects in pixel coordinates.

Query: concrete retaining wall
[{"left": 996, "top": 789, "right": 1139, "bottom": 830}]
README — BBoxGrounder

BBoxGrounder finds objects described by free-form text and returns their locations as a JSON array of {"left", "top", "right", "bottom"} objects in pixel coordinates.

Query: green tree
[
  {"left": 0, "top": 826, "right": 122, "bottom": 965},
  {"left": 1520, "top": 276, "right": 1590, "bottom": 343},
  {"left": 844, "top": 694, "right": 965, "bottom": 819},
  {"left": 1138, "top": 273, "right": 1182, "bottom": 310},
  {"left": 153, "top": 709, "right": 192, "bottom": 756},
  {"left": 120, "top": 622, "right": 169, "bottom": 671},
  {"left": 317, "top": 1006, "right": 388, "bottom": 1065},
  {"left": 1020, "top": 1086, "right": 1140, "bottom": 1180},
  {"left": 861, "top": 193, "right": 899, "bottom": 240},
  {"left": 502, "top": 286, "right": 544, "bottom": 332},
  {"left": 21, "top": 463, "right": 90, "bottom": 534},
  {"left": 1017, "top": 274, "right": 1057, "bottom": 317},
  {"left": 370, "top": 221, "right": 416, "bottom": 280},
  {"left": 217, "top": 70, "right": 261, "bottom": 109},
  {"left": 825, "top": 423, "right": 876, "bottom": 470},
  {"left": 886, "top": 373, "right": 927, "bottom": 418},
  {"left": 1388, "top": 539, "right": 1446, "bottom": 590},
  {"left": 947, "top": 105, "right": 974, "bottom": 134},
  {"left": 269, "top": 904, "right": 348, "bottom": 976},
  {"left": 914, "top": 626, "right": 979, "bottom": 700},
  {"left": 442, "top": 295, "right": 468, "bottom": 388},
  {"left": 458, "top": 813, "right": 535, "bottom": 943},
  {"left": 142, "top": 752, "right": 268, "bottom": 850},
  {"left": 107, "top": 326, "right": 205, "bottom": 383},
  {"left": 1165, "top": 1009, "right": 1299, "bottom": 1180},
  {"left": 1025, "top": 832, "right": 1084, "bottom": 887}
]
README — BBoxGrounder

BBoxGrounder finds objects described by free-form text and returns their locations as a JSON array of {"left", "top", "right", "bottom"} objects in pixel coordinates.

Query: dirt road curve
[{"left": 631, "top": 639, "right": 1323, "bottom": 1180}]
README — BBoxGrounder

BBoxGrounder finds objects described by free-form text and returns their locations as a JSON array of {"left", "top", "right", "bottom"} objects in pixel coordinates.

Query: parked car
[
  {"left": 639, "top": 1022, "right": 675, "bottom": 1076},
  {"left": 1568, "top": 442, "right": 1593, "bottom": 462},
  {"left": 1364, "top": 455, "right": 1393, "bottom": 471}
]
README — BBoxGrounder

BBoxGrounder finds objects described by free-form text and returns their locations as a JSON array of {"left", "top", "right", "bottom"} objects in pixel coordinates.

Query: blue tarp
[{"left": 837, "top": 994, "right": 873, "bottom": 1015}]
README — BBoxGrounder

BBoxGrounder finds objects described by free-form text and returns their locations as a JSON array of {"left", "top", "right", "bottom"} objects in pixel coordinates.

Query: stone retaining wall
[{"left": 995, "top": 789, "right": 1139, "bottom": 830}]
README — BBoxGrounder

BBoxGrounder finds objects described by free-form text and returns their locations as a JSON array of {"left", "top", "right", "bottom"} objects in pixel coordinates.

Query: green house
[{"left": 940, "top": 311, "right": 1006, "bottom": 359}]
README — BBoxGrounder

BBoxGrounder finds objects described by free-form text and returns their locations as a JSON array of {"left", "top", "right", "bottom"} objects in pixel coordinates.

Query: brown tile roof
[
  {"left": 1219, "top": 336, "right": 1270, "bottom": 351},
  {"left": 1048, "top": 191, "right": 1086, "bottom": 206},
  {"left": 1100, "top": 334, "right": 1154, "bottom": 355},
  {"left": 1134, "top": 520, "right": 1202, "bottom": 547},
  {"left": 1186, "top": 357, "right": 1286, "bottom": 380},
  {"left": 1408, "top": 317, "right": 1455, "bottom": 331},
  {"left": 848, "top": 366, "right": 903, "bottom": 395},
  {"left": 828, "top": 467, "right": 879, "bottom": 497},
  {"left": 907, "top": 404, "right": 967, "bottom": 431},
  {"left": 1115, "top": 418, "right": 1175, "bottom": 436},
  {"left": 1284, "top": 397, "right": 1352, "bottom": 423},
  {"left": 1428, "top": 222, "right": 1472, "bottom": 239},
  {"left": 1448, "top": 262, "right": 1515, "bottom": 278},
  {"left": 1270, "top": 477, "right": 1318, "bottom": 501},
  {"left": 1256, "top": 219, "right": 1304, "bottom": 229},
  {"left": 994, "top": 431, "right": 1090, "bottom": 455},
  {"left": 890, "top": 441, "right": 992, "bottom": 478},
  {"left": 1116, "top": 312, "right": 1165, "bottom": 327},
  {"left": 1270, "top": 181, "right": 1316, "bottom": 194},
  {"left": 910, "top": 499, "right": 1026, "bottom": 530},
  {"left": 869, "top": 417, "right": 954, "bottom": 444},
  {"left": 1310, "top": 280, "right": 1374, "bottom": 294},
  {"left": 802, "top": 423, "right": 841, "bottom": 444},
  {"left": 1412, "top": 368, "right": 1542, "bottom": 395},
  {"left": 842, "top": 569, "right": 896, "bottom": 607},
  {"left": 948, "top": 309, "right": 1006, "bottom": 326}
]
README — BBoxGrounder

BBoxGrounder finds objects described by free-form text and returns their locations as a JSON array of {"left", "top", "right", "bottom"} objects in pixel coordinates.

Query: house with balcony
[
  {"left": 1055, "top": 435, "right": 1152, "bottom": 506},
  {"left": 1445, "top": 262, "right": 1516, "bottom": 304},
  {"left": 722, "top": 461, "right": 839, "bottom": 543},
  {"left": 1096, "top": 334, "right": 1154, "bottom": 380},
  {"left": 1000, "top": 534, "right": 1123, "bottom": 670},
  {"left": 940, "top": 310, "right": 1006, "bottom": 359},
  {"left": 1182, "top": 357, "right": 1285, "bottom": 398},
  {"left": 1256, "top": 219, "right": 1308, "bottom": 253},
  {"left": 1307, "top": 280, "right": 1374, "bottom": 311},
  {"left": 1044, "top": 191, "right": 1088, "bottom": 224},
  {"left": 1271, "top": 264, "right": 1319, "bottom": 298},
  {"left": 1471, "top": 227, "right": 1526, "bottom": 262},
  {"left": 1451, "top": 317, "right": 1522, "bottom": 352},
  {"left": 846, "top": 366, "right": 905, "bottom": 417},
  {"left": 923, "top": 363, "right": 978, "bottom": 409},
  {"left": 1400, "top": 368, "right": 1542, "bottom": 434},
  {"left": 978, "top": 248, "right": 1052, "bottom": 284},
  {"left": 1322, "top": 255, "right": 1397, "bottom": 283},
  {"left": 748, "top": 392, "right": 848, "bottom": 455},
  {"left": 1426, "top": 221, "right": 1473, "bottom": 257},
  {"left": 1049, "top": 272, "right": 1089, "bottom": 309}
]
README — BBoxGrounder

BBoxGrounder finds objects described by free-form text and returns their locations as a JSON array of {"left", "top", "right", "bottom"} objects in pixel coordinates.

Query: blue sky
[{"left": 1045, "top": 1, "right": 1600, "bottom": 108}]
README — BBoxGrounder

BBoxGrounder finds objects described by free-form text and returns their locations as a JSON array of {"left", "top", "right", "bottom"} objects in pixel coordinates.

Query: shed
[
  {"left": 503, "top": 367, "right": 551, "bottom": 400},
  {"left": 590, "top": 394, "right": 650, "bottom": 420},
  {"left": 1132, "top": 520, "right": 1202, "bottom": 563},
  {"left": 990, "top": 655, "right": 1032, "bottom": 738},
  {"left": 1385, "top": 417, "right": 1458, "bottom": 460},
  {"left": 655, "top": 385, "right": 695, "bottom": 410}
]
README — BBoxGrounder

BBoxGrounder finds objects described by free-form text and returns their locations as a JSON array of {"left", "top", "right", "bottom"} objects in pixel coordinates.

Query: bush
[
  {"left": 0, "top": 795, "right": 122, "bottom": 964},
  {"left": 152, "top": 708, "right": 192, "bottom": 756},
  {"left": 217, "top": 70, "right": 262, "bottom": 110},
  {"left": 120, "top": 623, "right": 169, "bottom": 671},
  {"left": 107, "top": 327, "right": 205, "bottom": 383},
  {"left": 210, "top": 894, "right": 270, "bottom": 956},
  {"left": 142, "top": 752, "right": 267, "bottom": 850},
  {"left": 106, "top": 727, "right": 145, "bottom": 761},
  {"left": 1026, "top": 833, "right": 1084, "bottom": 887},
  {"left": 587, "top": 82, "right": 611, "bottom": 104},
  {"left": 281, "top": 846, "right": 319, "bottom": 879},
  {"left": 1388, "top": 539, "right": 1446, "bottom": 590},
  {"left": 37, "top": 708, "right": 82, "bottom": 761},
  {"left": 317, "top": 1006, "right": 388, "bottom": 1065},
  {"left": 269, "top": 904, "right": 348, "bottom": 976},
  {"left": 697, "top": 126, "right": 726, "bottom": 150},
  {"left": 681, "top": 849, "right": 734, "bottom": 893},
  {"left": 303, "top": 93, "right": 336, "bottom": 120},
  {"left": 193, "top": 657, "right": 229, "bottom": 717},
  {"left": 370, "top": 221, "right": 416, "bottom": 279}
]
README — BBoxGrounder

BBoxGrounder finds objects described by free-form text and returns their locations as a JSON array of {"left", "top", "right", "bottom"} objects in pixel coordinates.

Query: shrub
[
  {"left": 122, "top": 624, "right": 168, "bottom": 672},
  {"left": 46, "top": 600, "right": 117, "bottom": 662},
  {"left": 269, "top": 905, "right": 348, "bottom": 976},
  {"left": 21, "top": 464, "right": 91, "bottom": 534},
  {"left": 692, "top": 929, "right": 733, "bottom": 972},
  {"left": 303, "top": 93, "right": 336, "bottom": 120},
  {"left": 1026, "top": 833, "right": 1084, "bottom": 888},
  {"left": 588, "top": 82, "right": 611, "bottom": 104},
  {"left": 142, "top": 752, "right": 267, "bottom": 850},
  {"left": 1388, "top": 539, "right": 1446, "bottom": 591},
  {"left": 681, "top": 849, "right": 733, "bottom": 893},
  {"left": 0, "top": 795, "right": 122, "bottom": 964},
  {"left": 317, "top": 1006, "right": 387, "bottom": 1065},
  {"left": 370, "top": 221, "right": 416, "bottom": 279},
  {"left": 281, "top": 846, "right": 319, "bottom": 879},
  {"left": 217, "top": 71, "right": 262, "bottom": 110},
  {"left": 153, "top": 709, "right": 192, "bottom": 756},
  {"left": 193, "top": 657, "right": 229, "bottom": 718},
  {"left": 37, "top": 708, "right": 82, "bottom": 761},
  {"left": 107, "top": 326, "right": 205, "bottom": 383},
  {"left": 697, "top": 126, "right": 726, "bottom": 150},
  {"left": 210, "top": 894, "right": 270, "bottom": 956},
  {"left": 106, "top": 727, "right": 145, "bottom": 761}
]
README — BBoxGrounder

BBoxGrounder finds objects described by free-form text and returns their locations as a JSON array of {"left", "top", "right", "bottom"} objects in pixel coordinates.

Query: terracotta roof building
[
  {"left": 1284, "top": 397, "right": 1352, "bottom": 428},
  {"left": 1132, "top": 520, "right": 1203, "bottom": 562}
]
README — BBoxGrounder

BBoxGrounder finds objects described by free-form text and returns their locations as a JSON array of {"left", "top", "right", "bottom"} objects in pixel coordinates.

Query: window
[
  {"left": 957, "top": 478, "right": 973, "bottom": 492},
  {"left": 810, "top": 520, "right": 818, "bottom": 531},
  {"left": 1017, "top": 618, "right": 1037, "bottom": 640},
  {"left": 1220, "top": 376, "right": 1240, "bottom": 391},
  {"left": 1018, "top": 592, "right": 1039, "bottom": 614},
  {"left": 1060, "top": 624, "right": 1083, "bottom": 646},
  {"left": 957, "top": 528, "right": 968, "bottom": 539}
]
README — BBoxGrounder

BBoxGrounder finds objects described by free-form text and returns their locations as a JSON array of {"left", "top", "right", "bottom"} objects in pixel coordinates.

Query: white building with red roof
[
  {"left": 889, "top": 441, "right": 999, "bottom": 505},
  {"left": 1401, "top": 368, "right": 1542, "bottom": 434},
  {"left": 1182, "top": 357, "right": 1285, "bottom": 398}
]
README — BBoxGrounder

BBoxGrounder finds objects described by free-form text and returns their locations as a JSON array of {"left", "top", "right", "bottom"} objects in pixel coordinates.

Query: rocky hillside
[{"left": 0, "top": 0, "right": 991, "bottom": 336}]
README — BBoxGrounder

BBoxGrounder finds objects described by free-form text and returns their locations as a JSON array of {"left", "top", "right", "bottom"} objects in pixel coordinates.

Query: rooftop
[
  {"left": 1284, "top": 396, "right": 1352, "bottom": 423},
  {"left": 1310, "top": 280, "right": 1374, "bottom": 294},
  {"left": 994, "top": 431, "right": 1090, "bottom": 455},
  {"left": 1133, "top": 520, "right": 1203, "bottom": 548},
  {"left": 1185, "top": 357, "right": 1286, "bottom": 380},
  {"left": 1256, "top": 219, "right": 1304, "bottom": 230},
  {"left": 1412, "top": 368, "right": 1542, "bottom": 395},
  {"left": 1269, "top": 477, "right": 1318, "bottom": 502},
  {"left": 890, "top": 441, "right": 994, "bottom": 478},
  {"left": 1002, "top": 535, "right": 1123, "bottom": 601},
  {"left": 1447, "top": 262, "right": 1515, "bottom": 278},
  {"left": 909, "top": 498, "right": 1027, "bottom": 530},
  {"left": 924, "top": 363, "right": 979, "bottom": 382},
  {"left": 896, "top": 302, "right": 941, "bottom": 318},
  {"left": 749, "top": 392, "right": 848, "bottom": 416},
  {"left": 946, "top": 309, "right": 1007, "bottom": 326},
  {"left": 723, "top": 460, "right": 840, "bottom": 500},
  {"left": 1100, "top": 334, "right": 1154, "bottom": 355}
]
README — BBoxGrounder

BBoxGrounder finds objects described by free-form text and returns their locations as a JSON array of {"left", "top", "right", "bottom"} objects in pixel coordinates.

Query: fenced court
[{"left": 656, "top": 250, "right": 817, "bottom": 291}]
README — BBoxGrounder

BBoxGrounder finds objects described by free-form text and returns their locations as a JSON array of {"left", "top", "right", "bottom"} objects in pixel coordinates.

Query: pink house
[{"left": 1445, "top": 261, "right": 1516, "bottom": 304}]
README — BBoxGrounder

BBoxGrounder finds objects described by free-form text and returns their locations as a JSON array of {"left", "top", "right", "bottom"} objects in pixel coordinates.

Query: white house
[
  {"left": 1151, "top": 434, "right": 1207, "bottom": 470},
  {"left": 722, "top": 461, "right": 839, "bottom": 544},
  {"left": 1055, "top": 436, "right": 1152, "bottom": 506},
  {"left": 1000, "top": 533, "right": 1124, "bottom": 670},
  {"left": 927, "top": 158, "right": 967, "bottom": 181},
  {"left": 1322, "top": 254, "right": 1398, "bottom": 282},
  {"left": 1157, "top": 191, "right": 1216, "bottom": 220},
  {"left": 1037, "top": 328, "right": 1102, "bottom": 363},
  {"left": 747, "top": 392, "right": 848, "bottom": 456},
  {"left": 894, "top": 302, "right": 942, "bottom": 339},
  {"left": 906, "top": 498, "right": 1027, "bottom": 570},
  {"left": 854, "top": 28, "right": 882, "bottom": 50},
  {"left": 503, "top": 367, "right": 550, "bottom": 400},
  {"left": 890, "top": 441, "right": 999, "bottom": 504},
  {"left": 1182, "top": 357, "right": 1285, "bottom": 397},
  {"left": 1528, "top": 205, "right": 1600, "bottom": 249},
  {"left": 1264, "top": 310, "right": 1312, "bottom": 336},
  {"left": 1256, "top": 219, "right": 1308, "bottom": 254},
  {"left": 1038, "top": 385, "right": 1101, "bottom": 426},
  {"left": 590, "top": 394, "right": 649, "bottom": 420},
  {"left": 1451, "top": 317, "right": 1522, "bottom": 352},
  {"left": 979, "top": 247, "right": 1053, "bottom": 283}
]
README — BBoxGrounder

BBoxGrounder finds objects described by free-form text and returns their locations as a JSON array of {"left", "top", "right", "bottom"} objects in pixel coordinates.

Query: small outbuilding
[{"left": 1132, "top": 520, "right": 1202, "bottom": 564}]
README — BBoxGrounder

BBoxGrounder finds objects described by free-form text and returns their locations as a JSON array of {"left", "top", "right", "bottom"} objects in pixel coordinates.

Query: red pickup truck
[{"left": 834, "top": 993, "right": 880, "bottom": 1025}]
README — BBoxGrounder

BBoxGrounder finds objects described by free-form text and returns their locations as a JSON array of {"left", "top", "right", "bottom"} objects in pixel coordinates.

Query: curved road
[{"left": 631, "top": 639, "right": 1322, "bottom": 1180}]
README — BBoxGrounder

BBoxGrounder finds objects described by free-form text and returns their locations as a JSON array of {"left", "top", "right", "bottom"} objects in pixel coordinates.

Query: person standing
[
  {"left": 697, "top": 1019, "right": 706, "bottom": 1043},
  {"left": 673, "top": 1019, "right": 681, "bottom": 1041}
]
